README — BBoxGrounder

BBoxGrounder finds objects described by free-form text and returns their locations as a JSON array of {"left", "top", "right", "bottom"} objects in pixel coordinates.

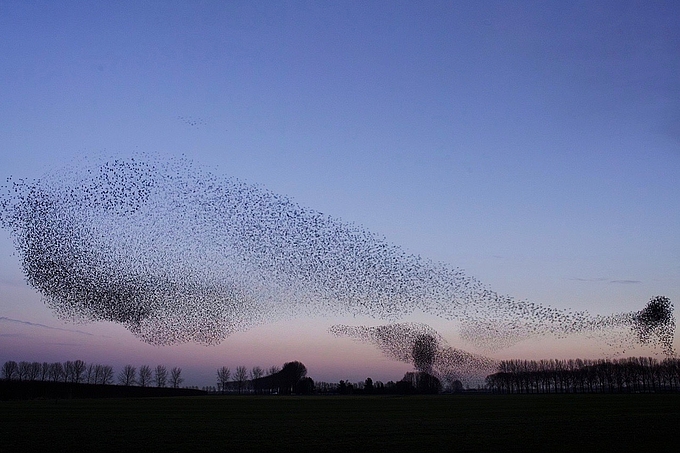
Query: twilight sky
[{"left": 1, "top": 0, "right": 679, "bottom": 387}]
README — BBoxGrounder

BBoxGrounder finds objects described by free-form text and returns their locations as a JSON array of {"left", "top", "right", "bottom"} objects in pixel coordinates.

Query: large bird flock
[{"left": 0, "top": 157, "right": 675, "bottom": 355}]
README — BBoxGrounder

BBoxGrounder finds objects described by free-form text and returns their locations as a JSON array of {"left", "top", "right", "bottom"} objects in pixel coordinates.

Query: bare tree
[
  {"left": 40, "top": 362, "right": 50, "bottom": 381},
  {"left": 267, "top": 365, "right": 281, "bottom": 393},
  {"left": 138, "top": 365, "right": 152, "bottom": 387},
  {"left": 49, "top": 362, "right": 64, "bottom": 382},
  {"left": 63, "top": 361, "right": 74, "bottom": 383},
  {"left": 154, "top": 365, "right": 168, "bottom": 388},
  {"left": 170, "top": 367, "right": 183, "bottom": 389},
  {"left": 99, "top": 365, "right": 114, "bottom": 385},
  {"left": 85, "top": 363, "right": 96, "bottom": 384},
  {"left": 217, "top": 366, "right": 231, "bottom": 394},
  {"left": 118, "top": 365, "right": 136, "bottom": 386},
  {"left": 2, "top": 361, "right": 18, "bottom": 380},
  {"left": 26, "top": 362, "right": 41, "bottom": 381},
  {"left": 250, "top": 366, "right": 264, "bottom": 381},
  {"left": 23, "top": 362, "right": 39, "bottom": 380},
  {"left": 234, "top": 366, "right": 248, "bottom": 394},
  {"left": 17, "top": 361, "right": 30, "bottom": 381},
  {"left": 72, "top": 360, "right": 86, "bottom": 383},
  {"left": 250, "top": 366, "right": 264, "bottom": 394},
  {"left": 92, "top": 364, "right": 102, "bottom": 384}
]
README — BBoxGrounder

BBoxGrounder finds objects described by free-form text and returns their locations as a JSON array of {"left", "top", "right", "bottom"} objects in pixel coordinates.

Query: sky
[{"left": 1, "top": 0, "right": 679, "bottom": 387}]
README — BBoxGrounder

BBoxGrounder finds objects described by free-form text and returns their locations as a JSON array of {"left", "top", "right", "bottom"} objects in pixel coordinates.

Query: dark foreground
[
  {"left": 1, "top": 394, "right": 679, "bottom": 452},
  {"left": 0, "top": 380, "right": 206, "bottom": 400}
]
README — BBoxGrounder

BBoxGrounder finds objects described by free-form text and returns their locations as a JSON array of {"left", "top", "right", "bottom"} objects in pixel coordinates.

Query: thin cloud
[
  {"left": 571, "top": 277, "right": 642, "bottom": 284},
  {"left": 0, "top": 317, "right": 94, "bottom": 336}
]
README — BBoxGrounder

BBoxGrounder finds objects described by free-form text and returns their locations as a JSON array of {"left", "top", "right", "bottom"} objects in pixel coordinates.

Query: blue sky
[{"left": 1, "top": 1, "right": 679, "bottom": 386}]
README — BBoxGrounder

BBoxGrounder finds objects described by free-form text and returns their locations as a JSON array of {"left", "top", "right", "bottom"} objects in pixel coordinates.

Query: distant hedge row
[{"left": 486, "top": 357, "right": 680, "bottom": 393}]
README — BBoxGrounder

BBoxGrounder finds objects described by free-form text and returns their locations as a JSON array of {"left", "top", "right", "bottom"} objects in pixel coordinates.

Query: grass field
[{"left": 2, "top": 394, "right": 679, "bottom": 452}]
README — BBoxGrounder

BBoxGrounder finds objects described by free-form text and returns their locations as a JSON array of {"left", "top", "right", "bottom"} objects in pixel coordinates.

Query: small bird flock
[
  {"left": 176, "top": 116, "right": 208, "bottom": 128},
  {"left": 329, "top": 322, "right": 498, "bottom": 383},
  {"left": 0, "top": 156, "right": 675, "bottom": 355}
]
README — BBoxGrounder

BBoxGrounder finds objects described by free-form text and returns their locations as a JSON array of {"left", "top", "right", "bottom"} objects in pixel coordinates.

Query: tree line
[
  {"left": 212, "top": 362, "right": 456, "bottom": 395},
  {"left": 2, "top": 360, "right": 185, "bottom": 388},
  {"left": 22, "top": 355, "right": 679, "bottom": 396},
  {"left": 485, "top": 357, "right": 680, "bottom": 394},
  {"left": 316, "top": 371, "right": 452, "bottom": 395},
  {"left": 215, "top": 361, "right": 314, "bottom": 395}
]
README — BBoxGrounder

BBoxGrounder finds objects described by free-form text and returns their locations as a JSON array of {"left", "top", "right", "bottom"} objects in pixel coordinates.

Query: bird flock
[
  {"left": 0, "top": 156, "right": 675, "bottom": 356},
  {"left": 330, "top": 322, "right": 498, "bottom": 383}
]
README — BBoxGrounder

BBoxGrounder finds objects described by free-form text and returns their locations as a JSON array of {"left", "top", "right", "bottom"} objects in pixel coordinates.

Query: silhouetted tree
[
  {"left": 92, "top": 364, "right": 102, "bottom": 384},
  {"left": 250, "top": 366, "right": 264, "bottom": 393},
  {"left": 266, "top": 365, "right": 280, "bottom": 393},
  {"left": 26, "top": 362, "right": 41, "bottom": 381},
  {"left": 154, "top": 365, "right": 167, "bottom": 388},
  {"left": 279, "top": 361, "right": 307, "bottom": 394},
  {"left": 2, "top": 361, "right": 17, "bottom": 380},
  {"left": 85, "top": 363, "right": 96, "bottom": 384},
  {"left": 118, "top": 365, "right": 136, "bottom": 386},
  {"left": 138, "top": 365, "right": 152, "bottom": 387},
  {"left": 234, "top": 366, "right": 248, "bottom": 394},
  {"left": 314, "top": 381, "right": 336, "bottom": 394},
  {"left": 338, "top": 380, "right": 354, "bottom": 395},
  {"left": 17, "top": 361, "right": 30, "bottom": 381},
  {"left": 217, "top": 366, "right": 231, "bottom": 394},
  {"left": 63, "top": 361, "right": 74, "bottom": 383},
  {"left": 99, "top": 365, "right": 114, "bottom": 385},
  {"left": 49, "top": 362, "right": 64, "bottom": 382},
  {"left": 295, "top": 377, "right": 315, "bottom": 394},
  {"left": 72, "top": 360, "right": 86, "bottom": 383},
  {"left": 400, "top": 371, "right": 440, "bottom": 394},
  {"left": 374, "top": 380, "right": 385, "bottom": 394},
  {"left": 418, "top": 372, "right": 441, "bottom": 394},
  {"left": 364, "top": 377, "right": 374, "bottom": 394},
  {"left": 170, "top": 367, "right": 183, "bottom": 388},
  {"left": 395, "top": 379, "right": 416, "bottom": 394},
  {"left": 40, "top": 362, "right": 50, "bottom": 381}
]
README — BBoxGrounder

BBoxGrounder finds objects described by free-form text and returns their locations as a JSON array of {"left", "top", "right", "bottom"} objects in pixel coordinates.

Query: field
[{"left": 2, "top": 394, "right": 679, "bottom": 452}]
